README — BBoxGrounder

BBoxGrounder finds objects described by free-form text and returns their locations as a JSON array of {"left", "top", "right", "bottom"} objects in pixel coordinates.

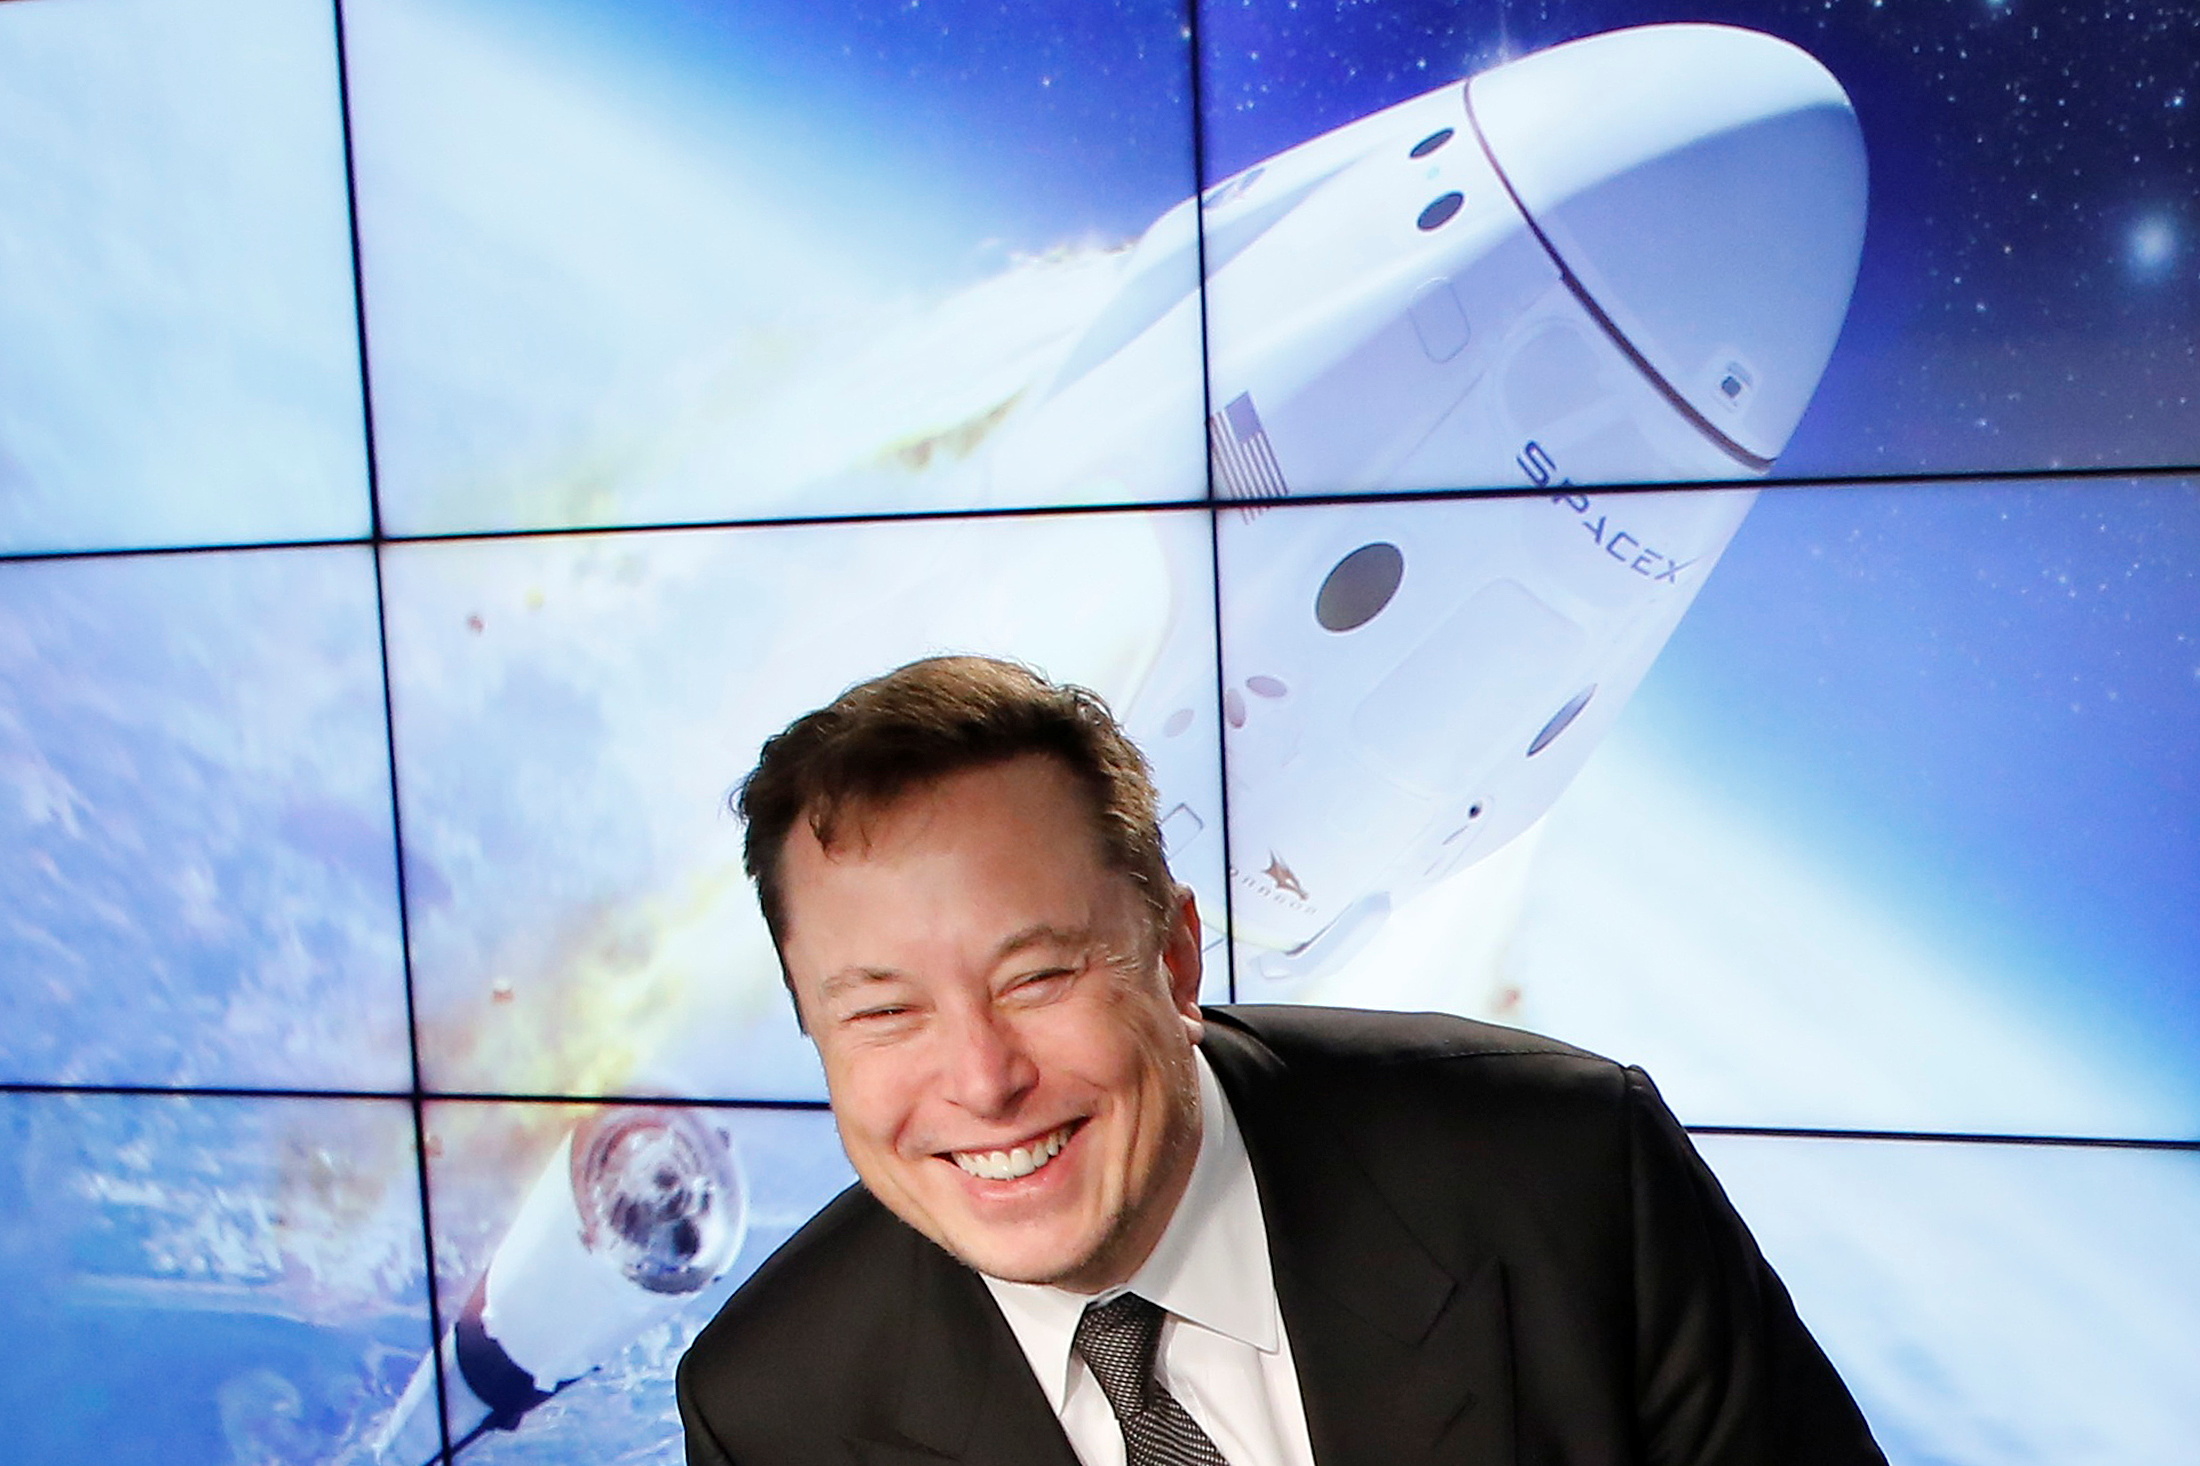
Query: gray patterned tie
[{"left": 1072, "top": 1293, "right": 1231, "bottom": 1466}]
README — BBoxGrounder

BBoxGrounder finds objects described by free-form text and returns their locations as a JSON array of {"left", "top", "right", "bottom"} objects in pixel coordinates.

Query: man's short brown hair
[{"left": 736, "top": 656, "right": 1176, "bottom": 963}]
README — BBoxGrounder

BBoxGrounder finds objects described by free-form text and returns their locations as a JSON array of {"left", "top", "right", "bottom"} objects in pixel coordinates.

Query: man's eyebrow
[
  {"left": 992, "top": 923, "right": 1095, "bottom": 963},
  {"left": 816, "top": 967, "right": 905, "bottom": 1005},
  {"left": 814, "top": 927, "right": 1094, "bottom": 1002}
]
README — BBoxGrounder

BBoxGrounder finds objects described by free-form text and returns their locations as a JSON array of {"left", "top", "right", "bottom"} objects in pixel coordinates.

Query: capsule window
[
  {"left": 1417, "top": 192, "right": 1465, "bottom": 231},
  {"left": 1315, "top": 543, "right": 1405, "bottom": 632},
  {"left": 1527, "top": 685, "right": 1596, "bottom": 757},
  {"left": 1409, "top": 128, "right": 1455, "bottom": 158}
]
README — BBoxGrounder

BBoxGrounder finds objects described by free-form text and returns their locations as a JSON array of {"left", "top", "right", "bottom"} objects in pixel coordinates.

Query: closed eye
[{"left": 1001, "top": 967, "right": 1077, "bottom": 1005}]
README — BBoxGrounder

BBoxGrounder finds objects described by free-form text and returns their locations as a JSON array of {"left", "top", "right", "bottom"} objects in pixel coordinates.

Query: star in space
[{"left": 2127, "top": 214, "right": 2179, "bottom": 279}]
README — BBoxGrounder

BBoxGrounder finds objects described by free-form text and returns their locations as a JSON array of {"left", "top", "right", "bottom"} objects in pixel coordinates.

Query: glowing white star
[{"left": 2128, "top": 215, "right": 2177, "bottom": 277}]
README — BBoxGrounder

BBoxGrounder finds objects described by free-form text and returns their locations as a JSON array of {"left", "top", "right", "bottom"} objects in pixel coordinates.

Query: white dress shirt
[{"left": 983, "top": 1052, "right": 1318, "bottom": 1466}]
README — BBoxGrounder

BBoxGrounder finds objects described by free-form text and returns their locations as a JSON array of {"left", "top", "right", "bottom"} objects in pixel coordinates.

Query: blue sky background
[
  {"left": 0, "top": 545, "right": 410, "bottom": 1091},
  {"left": 418, "top": 0, "right": 1199, "bottom": 294},
  {"left": 0, "top": 0, "right": 366, "bottom": 554},
  {"left": 1632, "top": 478, "right": 2200, "bottom": 1095},
  {"left": 341, "top": 0, "right": 1209, "bottom": 530}
]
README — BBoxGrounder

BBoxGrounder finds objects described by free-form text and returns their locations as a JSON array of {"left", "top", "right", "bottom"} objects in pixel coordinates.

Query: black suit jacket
[{"left": 677, "top": 1007, "right": 1885, "bottom": 1465}]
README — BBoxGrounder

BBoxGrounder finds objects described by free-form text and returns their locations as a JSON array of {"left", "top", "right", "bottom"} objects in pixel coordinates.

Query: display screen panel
[
  {"left": 1221, "top": 478, "right": 2200, "bottom": 1138},
  {"left": 1698, "top": 1133, "right": 2200, "bottom": 1466},
  {"left": 0, "top": 1092, "right": 431, "bottom": 1466},
  {"left": 0, "top": 0, "right": 369, "bottom": 555},
  {"left": 343, "top": 0, "right": 1205, "bottom": 536},
  {"left": 5, "top": 1, "right": 2198, "bottom": 1463},
  {"left": 0, "top": 545, "right": 410, "bottom": 1092},
  {"left": 1196, "top": 0, "right": 2200, "bottom": 495},
  {"left": 381, "top": 508, "right": 1226, "bottom": 1100},
  {"left": 383, "top": 1102, "right": 850, "bottom": 1466}
]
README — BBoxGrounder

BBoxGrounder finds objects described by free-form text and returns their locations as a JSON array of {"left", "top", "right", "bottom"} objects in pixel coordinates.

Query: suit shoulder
[
  {"left": 678, "top": 1182, "right": 914, "bottom": 1425},
  {"left": 1204, "top": 1003, "right": 1645, "bottom": 1169},
  {"left": 1208, "top": 1003, "right": 1622, "bottom": 1084}
]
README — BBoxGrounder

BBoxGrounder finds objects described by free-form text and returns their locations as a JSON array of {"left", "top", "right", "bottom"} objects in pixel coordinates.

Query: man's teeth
[{"left": 953, "top": 1125, "right": 1071, "bottom": 1181}]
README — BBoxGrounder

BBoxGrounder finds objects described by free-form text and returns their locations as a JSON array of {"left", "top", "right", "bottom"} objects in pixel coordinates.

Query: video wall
[{"left": 2, "top": 0, "right": 2196, "bottom": 1463}]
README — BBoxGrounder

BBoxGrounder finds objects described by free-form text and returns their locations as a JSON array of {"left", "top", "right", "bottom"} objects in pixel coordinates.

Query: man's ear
[{"left": 1160, "top": 884, "right": 1205, "bottom": 1029}]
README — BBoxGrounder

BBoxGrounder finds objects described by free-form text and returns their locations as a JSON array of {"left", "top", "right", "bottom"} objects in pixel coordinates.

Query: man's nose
[{"left": 939, "top": 1004, "right": 1039, "bottom": 1117}]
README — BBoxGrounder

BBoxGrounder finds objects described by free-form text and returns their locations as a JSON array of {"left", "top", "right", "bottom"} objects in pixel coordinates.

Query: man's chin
[
  {"left": 939, "top": 1228, "right": 1108, "bottom": 1289},
  {"left": 880, "top": 1167, "right": 1142, "bottom": 1289}
]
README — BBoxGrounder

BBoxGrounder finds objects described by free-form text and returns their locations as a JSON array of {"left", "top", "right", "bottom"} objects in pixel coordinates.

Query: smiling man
[
  {"left": 676, "top": 656, "right": 1884, "bottom": 1466},
  {"left": 775, "top": 746, "right": 1205, "bottom": 1295}
]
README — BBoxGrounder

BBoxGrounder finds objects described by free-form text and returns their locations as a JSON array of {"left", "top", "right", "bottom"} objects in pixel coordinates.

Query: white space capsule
[
  {"left": 988, "top": 23, "right": 1866, "bottom": 504},
  {"left": 1109, "top": 25, "right": 1868, "bottom": 980},
  {"left": 375, "top": 1108, "right": 746, "bottom": 1464}
]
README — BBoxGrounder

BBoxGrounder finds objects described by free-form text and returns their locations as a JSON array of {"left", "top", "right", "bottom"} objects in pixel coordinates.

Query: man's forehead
[
  {"left": 776, "top": 757, "right": 1130, "bottom": 936},
  {"left": 778, "top": 780, "right": 958, "bottom": 877},
  {"left": 792, "top": 755, "right": 1100, "bottom": 864}
]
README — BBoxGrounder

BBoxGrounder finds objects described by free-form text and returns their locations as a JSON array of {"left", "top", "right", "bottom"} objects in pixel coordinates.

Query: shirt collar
[{"left": 984, "top": 1048, "right": 1280, "bottom": 1410}]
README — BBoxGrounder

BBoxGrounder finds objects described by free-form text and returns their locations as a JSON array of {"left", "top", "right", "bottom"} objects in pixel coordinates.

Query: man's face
[{"left": 777, "top": 754, "right": 1205, "bottom": 1293}]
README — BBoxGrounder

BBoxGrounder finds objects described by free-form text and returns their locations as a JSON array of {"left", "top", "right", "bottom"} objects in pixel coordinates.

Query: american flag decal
[{"left": 1208, "top": 392, "right": 1290, "bottom": 514}]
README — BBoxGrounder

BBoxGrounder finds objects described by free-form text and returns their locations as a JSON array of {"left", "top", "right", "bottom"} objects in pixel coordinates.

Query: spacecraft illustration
[
  {"left": 374, "top": 22, "right": 1865, "bottom": 1457},
  {"left": 374, "top": 1108, "right": 746, "bottom": 1464},
  {"left": 1109, "top": 22, "right": 1868, "bottom": 982},
  {"left": 986, "top": 23, "right": 1866, "bottom": 504}
]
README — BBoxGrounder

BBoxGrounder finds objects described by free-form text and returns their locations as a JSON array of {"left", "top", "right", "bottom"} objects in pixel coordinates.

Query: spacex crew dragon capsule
[{"left": 1093, "top": 23, "right": 1869, "bottom": 982}]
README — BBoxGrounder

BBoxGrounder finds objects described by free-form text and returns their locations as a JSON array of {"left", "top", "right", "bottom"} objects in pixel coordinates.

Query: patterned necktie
[{"left": 1072, "top": 1293, "right": 1231, "bottom": 1466}]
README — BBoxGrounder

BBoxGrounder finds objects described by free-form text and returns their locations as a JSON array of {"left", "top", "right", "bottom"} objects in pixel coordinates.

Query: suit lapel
[
  {"left": 849, "top": 1230, "right": 1083, "bottom": 1466},
  {"left": 1205, "top": 1020, "right": 1517, "bottom": 1466}
]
